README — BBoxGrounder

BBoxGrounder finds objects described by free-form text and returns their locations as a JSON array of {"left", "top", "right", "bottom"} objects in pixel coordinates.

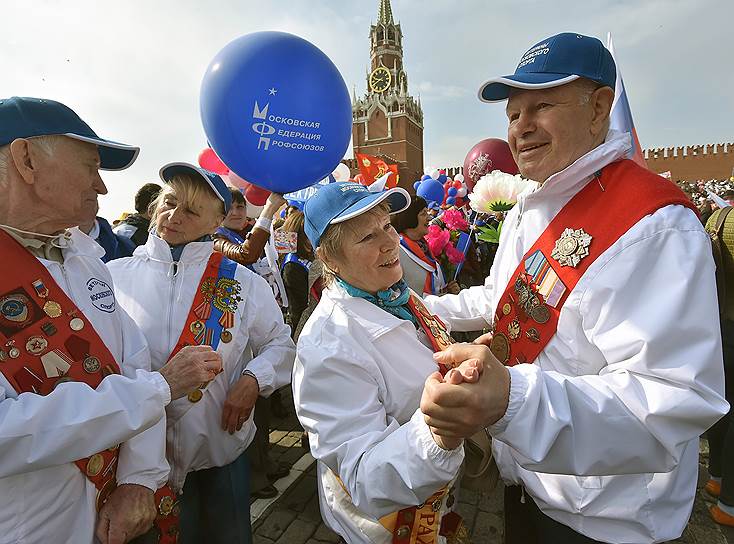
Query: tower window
[{"left": 387, "top": 29, "right": 394, "bottom": 41}]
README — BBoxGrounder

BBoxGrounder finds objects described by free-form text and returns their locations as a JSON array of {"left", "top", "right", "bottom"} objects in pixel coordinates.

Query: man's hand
[
  {"left": 95, "top": 484, "right": 156, "bottom": 544},
  {"left": 159, "top": 345, "right": 223, "bottom": 400},
  {"left": 443, "top": 280, "right": 461, "bottom": 295},
  {"left": 221, "top": 373, "right": 259, "bottom": 434},
  {"left": 421, "top": 344, "right": 510, "bottom": 440},
  {"left": 472, "top": 331, "right": 493, "bottom": 346},
  {"left": 262, "top": 193, "right": 287, "bottom": 218}
]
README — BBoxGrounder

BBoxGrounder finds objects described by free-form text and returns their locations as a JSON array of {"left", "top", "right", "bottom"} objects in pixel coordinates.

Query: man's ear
[
  {"left": 9, "top": 139, "right": 38, "bottom": 185},
  {"left": 590, "top": 86, "right": 615, "bottom": 137}
]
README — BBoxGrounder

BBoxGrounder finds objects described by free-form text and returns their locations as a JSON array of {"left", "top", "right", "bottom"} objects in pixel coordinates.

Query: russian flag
[{"left": 606, "top": 33, "right": 647, "bottom": 168}]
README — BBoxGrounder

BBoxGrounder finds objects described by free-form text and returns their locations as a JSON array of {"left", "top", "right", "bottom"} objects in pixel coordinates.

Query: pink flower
[
  {"left": 425, "top": 225, "right": 450, "bottom": 256},
  {"left": 441, "top": 209, "right": 469, "bottom": 231},
  {"left": 445, "top": 243, "right": 465, "bottom": 265}
]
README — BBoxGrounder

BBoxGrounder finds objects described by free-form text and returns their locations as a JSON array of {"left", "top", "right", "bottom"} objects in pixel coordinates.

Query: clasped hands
[{"left": 420, "top": 334, "right": 510, "bottom": 451}]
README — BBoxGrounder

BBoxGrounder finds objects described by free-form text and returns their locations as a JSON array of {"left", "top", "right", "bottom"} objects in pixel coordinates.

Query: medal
[
  {"left": 25, "top": 335, "right": 48, "bottom": 355},
  {"left": 188, "top": 389, "right": 203, "bottom": 403},
  {"left": 190, "top": 320, "right": 205, "bottom": 335},
  {"left": 8, "top": 347, "right": 20, "bottom": 359},
  {"left": 31, "top": 279, "right": 49, "bottom": 298},
  {"left": 526, "top": 327, "right": 540, "bottom": 343},
  {"left": 530, "top": 305, "right": 550, "bottom": 324},
  {"left": 83, "top": 356, "right": 101, "bottom": 373},
  {"left": 502, "top": 303, "right": 511, "bottom": 316},
  {"left": 507, "top": 319, "right": 521, "bottom": 340},
  {"left": 86, "top": 453, "right": 105, "bottom": 477},
  {"left": 551, "top": 228, "right": 592, "bottom": 268},
  {"left": 69, "top": 317, "right": 84, "bottom": 331},
  {"left": 41, "top": 322, "right": 57, "bottom": 336},
  {"left": 158, "top": 495, "right": 175, "bottom": 516},
  {"left": 220, "top": 330, "right": 232, "bottom": 343},
  {"left": 42, "top": 301, "right": 62, "bottom": 318},
  {"left": 490, "top": 333, "right": 510, "bottom": 364}
]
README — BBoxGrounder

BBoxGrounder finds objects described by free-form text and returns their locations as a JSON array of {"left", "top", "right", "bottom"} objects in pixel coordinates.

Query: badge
[
  {"left": 158, "top": 495, "right": 175, "bottom": 516},
  {"left": 41, "top": 322, "right": 57, "bottom": 336},
  {"left": 188, "top": 389, "right": 203, "bottom": 403},
  {"left": 31, "top": 279, "right": 49, "bottom": 298},
  {"left": 190, "top": 320, "right": 205, "bottom": 335},
  {"left": 530, "top": 305, "right": 550, "bottom": 324},
  {"left": 83, "top": 356, "right": 101, "bottom": 373},
  {"left": 507, "top": 319, "right": 521, "bottom": 340},
  {"left": 0, "top": 293, "right": 32, "bottom": 327},
  {"left": 502, "top": 303, "right": 512, "bottom": 316},
  {"left": 526, "top": 327, "right": 540, "bottom": 343},
  {"left": 220, "top": 330, "right": 232, "bottom": 343},
  {"left": 69, "top": 317, "right": 85, "bottom": 331},
  {"left": 490, "top": 333, "right": 510, "bottom": 364},
  {"left": 86, "top": 453, "right": 105, "bottom": 477},
  {"left": 8, "top": 347, "right": 20, "bottom": 359},
  {"left": 42, "top": 301, "right": 62, "bottom": 318},
  {"left": 25, "top": 335, "right": 48, "bottom": 355},
  {"left": 551, "top": 228, "right": 592, "bottom": 268}
]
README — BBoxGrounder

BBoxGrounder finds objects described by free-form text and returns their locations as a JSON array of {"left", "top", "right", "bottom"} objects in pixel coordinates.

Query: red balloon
[
  {"left": 198, "top": 148, "right": 229, "bottom": 175},
  {"left": 452, "top": 180, "right": 462, "bottom": 189},
  {"left": 443, "top": 181, "right": 452, "bottom": 189},
  {"left": 225, "top": 171, "right": 250, "bottom": 191},
  {"left": 462, "top": 138, "right": 519, "bottom": 192},
  {"left": 245, "top": 184, "right": 270, "bottom": 206}
]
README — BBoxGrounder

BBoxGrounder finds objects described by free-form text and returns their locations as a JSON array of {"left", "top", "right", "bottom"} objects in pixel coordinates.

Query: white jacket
[
  {"left": 293, "top": 284, "right": 464, "bottom": 544},
  {"left": 0, "top": 228, "right": 171, "bottom": 544},
  {"left": 424, "top": 131, "right": 729, "bottom": 544},
  {"left": 107, "top": 234, "right": 295, "bottom": 491}
]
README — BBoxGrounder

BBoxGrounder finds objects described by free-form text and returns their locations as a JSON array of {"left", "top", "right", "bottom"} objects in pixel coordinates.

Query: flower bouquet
[
  {"left": 468, "top": 170, "right": 536, "bottom": 243},
  {"left": 425, "top": 208, "right": 470, "bottom": 281}
]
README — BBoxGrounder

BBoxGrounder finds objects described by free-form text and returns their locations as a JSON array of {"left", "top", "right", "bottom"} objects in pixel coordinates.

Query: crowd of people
[{"left": 0, "top": 31, "right": 732, "bottom": 544}]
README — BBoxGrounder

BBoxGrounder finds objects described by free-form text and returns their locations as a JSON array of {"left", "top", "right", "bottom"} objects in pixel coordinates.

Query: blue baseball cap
[
  {"left": 478, "top": 33, "right": 616, "bottom": 103},
  {"left": 304, "top": 182, "right": 410, "bottom": 248},
  {"left": 0, "top": 96, "right": 139, "bottom": 170},
  {"left": 159, "top": 162, "right": 232, "bottom": 213}
]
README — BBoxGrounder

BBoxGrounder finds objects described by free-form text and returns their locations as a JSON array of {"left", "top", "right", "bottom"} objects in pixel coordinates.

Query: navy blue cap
[
  {"left": 0, "top": 96, "right": 139, "bottom": 170},
  {"left": 159, "top": 162, "right": 232, "bottom": 214},
  {"left": 303, "top": 182, "right": 410, "bottom": 248},
  {"left": 478, "top": 33, "right": 616, "bottom": 103}
]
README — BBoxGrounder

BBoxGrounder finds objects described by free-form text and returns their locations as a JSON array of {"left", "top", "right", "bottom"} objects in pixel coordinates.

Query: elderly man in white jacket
[
  {"left": 420, "top": 34, "right": 729, "bottom": 544},
  {"left": 0, "top": 97, "right": 222, "bottom": 544}
]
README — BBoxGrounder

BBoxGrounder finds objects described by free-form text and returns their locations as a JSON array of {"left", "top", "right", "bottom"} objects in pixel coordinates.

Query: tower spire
[{"left": 378, "top": 0, "right": 394, "bottom": 25}]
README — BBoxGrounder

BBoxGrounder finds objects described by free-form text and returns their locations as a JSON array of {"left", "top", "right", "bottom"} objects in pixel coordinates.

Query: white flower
[{"left": 469, "top": 170, "right": 537, "bottom": 213}]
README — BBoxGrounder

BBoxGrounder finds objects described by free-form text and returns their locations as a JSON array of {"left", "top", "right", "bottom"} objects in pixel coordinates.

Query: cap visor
[
  {"left": 63, "top": 133, "right": 140, "bottom": 171},
  {"left": 159, "top": 162, "right": 227, "bottom": 208},
  {"left": 478, "top": 73, "right": 579, "bottom": 102},
  {"left": 332, "top": 187, "right": 410, "bottom": 225}
]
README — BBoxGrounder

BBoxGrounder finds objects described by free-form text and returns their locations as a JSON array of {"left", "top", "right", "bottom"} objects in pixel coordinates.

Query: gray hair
[
  {"left": 0, "top": 136, "right": 61, "bottom": 188},
  {"left": 316, "top": 202, "right": 391, "bottom": 286}
]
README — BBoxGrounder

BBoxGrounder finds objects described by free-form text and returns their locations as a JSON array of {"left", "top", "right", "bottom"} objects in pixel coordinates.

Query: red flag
[{"left": 355, "top": 153, "right": 399, "bottom": 188}]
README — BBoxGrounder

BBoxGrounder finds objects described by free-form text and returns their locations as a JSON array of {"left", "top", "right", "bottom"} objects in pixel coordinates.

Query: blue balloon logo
[{"left": 200, "top": 32, "right": 352, "bottom": 194}]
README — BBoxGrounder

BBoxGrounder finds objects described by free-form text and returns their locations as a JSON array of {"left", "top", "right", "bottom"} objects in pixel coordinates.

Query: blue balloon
[
  {"left": 421, "top": 174, "right": 432, "bottom": 181},
  {"left": 437, "top": 174, "right": 448, "bottom": 184},
  {"left": 416, "top": 179, "right": 445, "bottom": 206},
  {"left": 413, "top": 181, "right": 421, "bottom": 191},
  {"left": 446, "top": 196, "right": 456, "bottom": 205},
  {"left": 447, "top": 187, "right": 458, "bottom": 197},
  {"left": 201, "top": 32, "right": 352, "bottom": 194}
]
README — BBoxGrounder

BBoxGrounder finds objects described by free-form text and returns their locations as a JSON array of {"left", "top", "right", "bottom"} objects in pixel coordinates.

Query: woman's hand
[
  {"left": 221, "top": 373, "right": 260, "bottom": 434},
  {"left": 443, "top": 281, "right": 461, "bottom": 295},
  {"left": 262, "top": 193, "right": 287, "bottom": 218}
]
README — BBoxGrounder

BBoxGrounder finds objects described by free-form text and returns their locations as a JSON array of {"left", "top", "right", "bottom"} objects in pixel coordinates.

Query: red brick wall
[{"left": 644, "top": 143, "right": 734, "bottom": 181}]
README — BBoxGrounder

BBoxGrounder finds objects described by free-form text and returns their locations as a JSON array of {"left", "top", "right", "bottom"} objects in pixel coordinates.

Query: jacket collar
[
  {"left": 62, "top": 227, "right": 106, "bottom": 261},
  {"left": 324, "top": 283, "right": 412, "bottom": 340},
  {"left": 137, "top": 231, "right": 213, "bottom": 264},
  {"left": 517, "top": 129, "right": 632, "bottom": 206}
]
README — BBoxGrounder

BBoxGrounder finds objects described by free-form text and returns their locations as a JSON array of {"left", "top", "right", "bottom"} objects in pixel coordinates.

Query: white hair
[{"left": 0, "top": 135, "right": 61, "bottom": 187}]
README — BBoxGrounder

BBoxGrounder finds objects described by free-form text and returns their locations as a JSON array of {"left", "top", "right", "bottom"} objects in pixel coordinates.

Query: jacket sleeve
[
  {"left": 242, "top": 274, "right": 296, "bottom": 396},
  {"left": 490, "top": 223, "right": 729, "bottom": 476},
  {"left": 423, "top": 281, "right": 495, "bottom": 332},
  {"left": 293, "top": 331, "right": 464, "bottom": 520},
  {"left": 115, "top": 308, "right": 170, "bottom": 491},
  {"left": 213, "top": 227, "right": 270, "bottom": 266}
]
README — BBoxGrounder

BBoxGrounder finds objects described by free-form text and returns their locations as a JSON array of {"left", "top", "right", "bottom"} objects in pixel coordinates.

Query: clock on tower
[{"left": 369, "top": 67, "right": 391, "bottom": 93}]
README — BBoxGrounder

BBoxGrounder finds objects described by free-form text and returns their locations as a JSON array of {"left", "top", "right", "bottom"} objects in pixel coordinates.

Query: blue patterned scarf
[{"left": 337, "top": 278, "right": 416, "bottom": 325}]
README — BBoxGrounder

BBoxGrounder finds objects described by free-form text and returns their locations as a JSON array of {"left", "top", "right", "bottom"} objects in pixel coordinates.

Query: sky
[{"left": 2, "top": 0, "right": 732, "bottom": 220}]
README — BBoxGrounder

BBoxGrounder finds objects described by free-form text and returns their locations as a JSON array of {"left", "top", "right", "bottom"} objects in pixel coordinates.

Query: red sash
[
  {"left": 489, "top": 159, "right": 697, "bottom": 367},
  {"left": 0, "top": 229, "right": 121, "bottom": 510}
]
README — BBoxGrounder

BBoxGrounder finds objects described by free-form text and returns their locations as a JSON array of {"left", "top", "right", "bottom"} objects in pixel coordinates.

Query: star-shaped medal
[{"left": 551, "top": 228, "right": 592, "bottom": 268}]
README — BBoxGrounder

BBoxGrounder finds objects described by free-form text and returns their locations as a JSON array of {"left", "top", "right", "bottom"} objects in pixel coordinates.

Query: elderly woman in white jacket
[
  {"left": 107, "top": 163, "right": 295, "bottom": 544},
  {"left": 293, "top": 182, "right": 476, "bottom": 544}
]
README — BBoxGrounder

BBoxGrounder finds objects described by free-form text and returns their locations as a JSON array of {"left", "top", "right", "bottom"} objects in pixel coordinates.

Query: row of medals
[
  {"left": 1, "top": 281, "right": 113, "bottom": 483},
  {"left": 1, "top": 285, "right": 102, "bottom": 377},
  {"left": 491, "top": 275, "right": 549, "bottom": 364},
  {"left": 185, "top": 318, "right": 233, "bottom": 403}
]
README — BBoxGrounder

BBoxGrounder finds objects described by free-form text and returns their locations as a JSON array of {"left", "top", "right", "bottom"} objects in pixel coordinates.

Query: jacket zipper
[{"left": 167, "top": 261, "right": 180, "bottom": 486}]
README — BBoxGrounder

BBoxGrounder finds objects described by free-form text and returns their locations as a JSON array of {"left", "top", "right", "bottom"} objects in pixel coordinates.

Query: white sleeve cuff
[
  {"left": 254, "top": 217, "right": 272, "bottom": 233},
  {"left": 142, "top": 369, "right": 171, "bottom": 406},
  {"left": 488, "top": 364, "right": 529, "bottom": 434},
  {"left": 412, "top": 408, "right": 465, "bottom": 461},
  {"left": 115, "top": 477, "right": 159, "bottom": 492}
]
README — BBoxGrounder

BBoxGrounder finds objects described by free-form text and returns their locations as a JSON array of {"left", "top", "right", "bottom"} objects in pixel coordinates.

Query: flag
[
  {"left": 355, "top": 153, "right": 399, "bottom": 188},
  {"left": 606, "top": 33, "right": 647, "bottom": 168}
]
